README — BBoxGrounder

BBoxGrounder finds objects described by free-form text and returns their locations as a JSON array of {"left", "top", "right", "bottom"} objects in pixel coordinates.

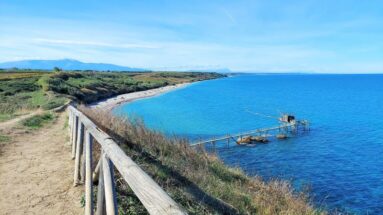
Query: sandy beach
[{"left": 90, "top": 83, "right": 190, "bottom": 110}]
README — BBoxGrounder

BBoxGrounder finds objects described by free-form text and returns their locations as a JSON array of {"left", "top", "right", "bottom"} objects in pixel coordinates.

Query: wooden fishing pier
[{"left": 191, "top": 117, "right": 310, "bottom": 147}]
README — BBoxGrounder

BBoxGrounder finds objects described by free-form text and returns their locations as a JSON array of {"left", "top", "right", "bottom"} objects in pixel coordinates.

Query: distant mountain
[{"left": 0, "top": 59, "right": 147, "bottom": 72}]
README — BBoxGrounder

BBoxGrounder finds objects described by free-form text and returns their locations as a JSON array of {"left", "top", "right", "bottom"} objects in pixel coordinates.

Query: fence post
[
  {"left": 71, "top": 115, "right": 79, "bottom": 159},
  {"left": 81, "top": 135, "right": 86, "bottom": 183},
  {"left": 85, "top": 130, "right": 94, "bottom": 215},
  {"left": 102, "top": 154, "right": 118, "bottom": 215},
  {"left": 96, "top": 157, "right": 106, "bottom": 215},
  {"left": 74, "top": 122, "right": 84, "bottom": 186},
  {"left": 93, "top": 159, "right": 101, "bottom": 183},
  {"left": 68, "top": 111, "right": 73, "bottom": 139}
]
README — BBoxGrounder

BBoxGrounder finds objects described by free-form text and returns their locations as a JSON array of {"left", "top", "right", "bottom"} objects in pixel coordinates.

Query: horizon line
[{"left": 0, "top": 58, "right": 382, "bottom": 75}]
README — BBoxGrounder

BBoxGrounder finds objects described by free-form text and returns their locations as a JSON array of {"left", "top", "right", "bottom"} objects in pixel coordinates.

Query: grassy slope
[
  {"left": 0, "top": 72, "right": 67, "bottom": 121},
  {"left": 44, "top": 71, "right": 224, "bottom": 103}
]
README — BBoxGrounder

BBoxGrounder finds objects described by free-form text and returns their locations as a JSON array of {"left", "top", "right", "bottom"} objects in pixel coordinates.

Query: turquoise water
[{"left": 114, "top": 74, "right": 383, "bottom": 214}]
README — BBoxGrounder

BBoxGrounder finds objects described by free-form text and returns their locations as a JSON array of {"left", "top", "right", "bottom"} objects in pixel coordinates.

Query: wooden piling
[{"left": 227, "top": 136, "right": 230, "bottom": 148}]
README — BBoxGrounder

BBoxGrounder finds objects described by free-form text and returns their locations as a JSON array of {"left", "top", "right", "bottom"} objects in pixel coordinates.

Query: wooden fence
[{"left": 68, "top": 106, "right": 186, "bottom": 215}]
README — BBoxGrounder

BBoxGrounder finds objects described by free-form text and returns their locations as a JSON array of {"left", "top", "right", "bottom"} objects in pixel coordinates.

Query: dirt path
[{"left": 0, "top": 111, "right": 83, "bottom": 215}]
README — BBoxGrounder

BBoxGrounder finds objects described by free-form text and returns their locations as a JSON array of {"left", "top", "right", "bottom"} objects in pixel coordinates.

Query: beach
[{"left": 90, "top": 83, "right": 190, "bottom": 110}]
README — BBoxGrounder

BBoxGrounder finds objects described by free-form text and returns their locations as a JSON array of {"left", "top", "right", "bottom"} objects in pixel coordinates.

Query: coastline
[{"left": 89, "top": 82, "right": 191, "bottom": 110}]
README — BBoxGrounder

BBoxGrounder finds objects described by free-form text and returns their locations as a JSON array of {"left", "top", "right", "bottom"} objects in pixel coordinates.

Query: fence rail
[{"left": 68, "top": 106, "right": 186, "bottom": 215}]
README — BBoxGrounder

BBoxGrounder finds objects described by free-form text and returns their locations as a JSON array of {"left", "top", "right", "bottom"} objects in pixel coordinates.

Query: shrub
[
  {"left": 21, "top": 113, "right": 55, "bottom": 129},
  {"left": 41, "top": 98, "right": 67, "bottom": 110}
]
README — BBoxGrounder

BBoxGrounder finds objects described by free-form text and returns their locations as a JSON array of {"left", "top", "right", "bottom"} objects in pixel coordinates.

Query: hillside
[{"left": 0, "top": 70, "right": 224, "bottom": 121}]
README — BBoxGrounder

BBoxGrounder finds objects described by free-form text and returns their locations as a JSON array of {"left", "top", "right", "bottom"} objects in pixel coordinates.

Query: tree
[{"left": 53, "top": 67, "right": 62, "bottom": 72}]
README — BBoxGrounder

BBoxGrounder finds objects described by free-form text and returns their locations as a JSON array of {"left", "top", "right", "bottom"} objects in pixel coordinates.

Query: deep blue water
[{"left": 114, "top": 74, "right": 383, "bottom": 214}]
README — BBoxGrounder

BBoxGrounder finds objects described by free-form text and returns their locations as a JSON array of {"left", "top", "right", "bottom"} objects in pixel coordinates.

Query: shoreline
[{"left": 89, "top": 82, "right": 191, "bottom": 110}]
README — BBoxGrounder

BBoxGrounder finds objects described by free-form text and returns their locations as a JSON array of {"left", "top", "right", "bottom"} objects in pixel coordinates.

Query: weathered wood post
[
  {"left": 74, "top": 122, "right": 84, "bottom": 186},
  {"left": 96, "top": 157, "right": 106, "bottom": 215},
  {"left": 85, "top": 130, "right": 94, "bottom": 215},
  {"left": 102, "top": 154, "right": 118, "bottom": 215},
  {"left": 71, "top": 115, "right": 79, "bottom": 159},
  {"left": 93, "top": 159, "right": 101, "bottom": 183},
  {"left": 81, "top": 140, "right": 86, "bottom": 183},
  {"left": 68, "top": 111, "right": 73, "bottom": 139}
]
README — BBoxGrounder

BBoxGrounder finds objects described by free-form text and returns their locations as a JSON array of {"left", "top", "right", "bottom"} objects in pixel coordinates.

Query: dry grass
[
  {"left": 0, "top": 71, "right": 45, "bottom": 80},
  {"left": 80, "top": 106, "right": 325, "bottom": 215}
]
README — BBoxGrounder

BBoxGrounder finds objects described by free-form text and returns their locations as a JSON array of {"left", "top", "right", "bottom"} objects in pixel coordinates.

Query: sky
[{"left": 0, "top": 0, "right": 382, "bottom": 73}]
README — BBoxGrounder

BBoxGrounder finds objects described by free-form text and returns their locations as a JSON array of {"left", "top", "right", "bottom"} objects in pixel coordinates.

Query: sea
[{"left": 114, "top": 74, "right": 383, "bottom": 214}]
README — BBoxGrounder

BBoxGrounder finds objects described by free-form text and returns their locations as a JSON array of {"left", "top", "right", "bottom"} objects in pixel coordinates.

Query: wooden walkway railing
[{"left": 68, "top": 106, "right": 186, "bottom": 215}]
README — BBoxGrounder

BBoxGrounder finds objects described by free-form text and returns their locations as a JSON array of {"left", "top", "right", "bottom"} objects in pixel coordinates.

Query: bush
[
  {"left": 21, "top": 113, "right": 55, "bottom": 129},
  {"left": 41, "top": 98, "right": 67, "bottom": 110}
]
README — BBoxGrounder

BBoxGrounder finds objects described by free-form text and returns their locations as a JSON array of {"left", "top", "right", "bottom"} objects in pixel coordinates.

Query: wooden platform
[{"left": 191, "top": 120, "right": 309, "bottom": 147}]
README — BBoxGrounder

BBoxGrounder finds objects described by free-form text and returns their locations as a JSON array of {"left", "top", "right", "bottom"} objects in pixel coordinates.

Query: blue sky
[{"left": 0, "top": 0, "right": 382, "bottom": 73}]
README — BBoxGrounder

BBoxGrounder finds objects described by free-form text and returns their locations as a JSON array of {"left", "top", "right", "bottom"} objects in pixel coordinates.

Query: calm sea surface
[{"left": 114, "top": 74, "right": 383, "bottom": 214}]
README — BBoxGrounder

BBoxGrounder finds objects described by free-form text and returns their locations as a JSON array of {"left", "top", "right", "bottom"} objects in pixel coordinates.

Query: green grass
[
  {"left": 1, "top": 70, "right": 223, "bottom": 108},
  {"left": 0, "top": 134, "right": 11, "bottom": 143},
  {"left": 0, "top": 72, "right": 68, "bottom": 116},
  {"left": 45, "top": 71, "right": 224, "bottom": 104},
  {"left": 0, "top": 114, "right": 14, "bottom": 122},
  {"left": 21, "top": 112, "right": 55, "bottom": 129}
]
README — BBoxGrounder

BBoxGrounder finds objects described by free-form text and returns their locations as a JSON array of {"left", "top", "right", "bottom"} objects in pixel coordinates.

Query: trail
[{"left": 0, "top": 111, "right": 83, "bottom": 215}]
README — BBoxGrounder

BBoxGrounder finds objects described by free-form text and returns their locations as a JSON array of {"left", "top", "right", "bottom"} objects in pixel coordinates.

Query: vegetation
[
  {"left": 0, "top": 71, "right": 67, "bottom": 121},
  {"left": 21, "top": 112, "right": 55, "bottom": 129},
  {"left": 0, "top": 133, "right": 11, "bottom": 143},
  {"left": 80, "top": 107, "right": 324, "bottom": 215},
  {"left": 0, "top": 70, "right": 223, "bottom": 120},
  {"left": 44, "top": 71, "right": 223, "bottom": 103},
  {"left": 0, "top": 114, "right": 14, "bottom": 122}
]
